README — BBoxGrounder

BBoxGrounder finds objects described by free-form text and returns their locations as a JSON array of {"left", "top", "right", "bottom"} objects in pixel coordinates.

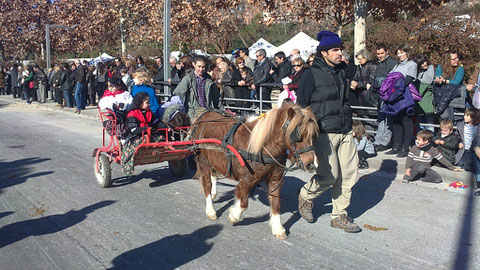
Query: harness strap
[
  {"left": 221, "top": 118, "right": 246, "bottom": 176},
  {"left": 237, "top": 149, "right": 286, "bottom": 165}
]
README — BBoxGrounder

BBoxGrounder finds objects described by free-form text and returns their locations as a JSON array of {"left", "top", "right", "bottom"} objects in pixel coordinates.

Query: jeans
[
  {"left": 74, "top": 83, "right": 85, "bottom": 110},
  {"left": 63, "top": 89, "right": 73, "bottom": 108},
  {"left": 392, "top": 110, "right": 414, "bottom": 150}
]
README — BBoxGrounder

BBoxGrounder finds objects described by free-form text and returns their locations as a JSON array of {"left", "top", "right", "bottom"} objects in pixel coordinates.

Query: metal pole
[
  {"left": 45, "top": 24, "right": 51, "bottom": 73},
  {"left": 259, "top": 86, "right": 263, "bottom": 113},
  {"left": 163, "top": 0, "right": 171, "bottom": 96}
]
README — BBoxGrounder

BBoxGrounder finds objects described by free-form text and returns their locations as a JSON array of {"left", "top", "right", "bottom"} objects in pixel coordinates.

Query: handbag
[{"left": 28, "top": 81, "right": 34, "bottom": 89}]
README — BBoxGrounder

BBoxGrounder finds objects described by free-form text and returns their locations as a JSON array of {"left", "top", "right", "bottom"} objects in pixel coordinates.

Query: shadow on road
[
  {"left": 453, "top": 173, "right": 476, "bottom": 270},
  {"left": 0, "top": 200, "right": 115, "bottom": 248},
  {"left": 348, "top": 159, "right": 397, "bottom": 218},
  {"left": 0, "top": 157, "right": 53, "bottom": 193},
  {"left": 108, "top": 224, "right": 223, "bottom": 270}
]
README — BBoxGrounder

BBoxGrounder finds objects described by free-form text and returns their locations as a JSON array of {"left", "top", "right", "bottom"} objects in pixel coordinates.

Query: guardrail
[{"left": 150, "top": 80, "right": 466, "bottom": 132}]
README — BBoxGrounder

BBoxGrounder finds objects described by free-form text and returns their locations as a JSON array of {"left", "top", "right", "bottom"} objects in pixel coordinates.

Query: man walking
[
  {"left": 296, "top": 31, "right": 361, "bottom": 233},
  {"left": 173, "top": 55, "right": 220, "bottom": 119}
]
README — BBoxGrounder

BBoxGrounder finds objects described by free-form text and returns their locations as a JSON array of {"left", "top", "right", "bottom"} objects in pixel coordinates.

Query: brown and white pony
[{"left": 190, "top": 105, "right": 318, "bottom": 239}]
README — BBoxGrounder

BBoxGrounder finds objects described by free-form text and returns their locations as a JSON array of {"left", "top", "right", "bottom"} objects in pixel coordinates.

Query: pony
[{"left": 190, "top": 105, "right": 319, "bottom": 239}]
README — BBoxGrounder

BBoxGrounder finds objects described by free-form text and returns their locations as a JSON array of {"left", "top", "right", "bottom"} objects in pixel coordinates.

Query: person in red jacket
[{"left": 121, "top": 92, "right": 164, "bottom": 176}]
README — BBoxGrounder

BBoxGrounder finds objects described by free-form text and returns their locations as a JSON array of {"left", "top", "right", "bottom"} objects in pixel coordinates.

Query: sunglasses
[{"left": 293, "top": 64, "right": 303, "bottom": 67}]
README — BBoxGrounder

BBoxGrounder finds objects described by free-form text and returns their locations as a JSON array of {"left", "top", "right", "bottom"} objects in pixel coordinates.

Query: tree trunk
[
  {"left": 120, "top": 17, "right": 127, "bottom": 57},
  {"left": 354, "top": 0, "right": 367, "bottom": 64},
  {"left": 230, "top": 17, "right": 249, "bottom": 48}
]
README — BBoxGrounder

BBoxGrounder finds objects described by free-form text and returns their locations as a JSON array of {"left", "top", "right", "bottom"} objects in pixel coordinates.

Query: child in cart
[{"left": 121, "top": 92, "right": 166, "bottom": 176}]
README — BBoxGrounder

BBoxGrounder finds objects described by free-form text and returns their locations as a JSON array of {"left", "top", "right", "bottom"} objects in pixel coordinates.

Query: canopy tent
[
  {"left": 89, "top": 53, "right": 115, "bottom": 65},
  {"left": 274, "top": 32, "right": 319, "bottom": 60},
  {"left": 248, "top": 38, "right": 277, "bottom": 59}
]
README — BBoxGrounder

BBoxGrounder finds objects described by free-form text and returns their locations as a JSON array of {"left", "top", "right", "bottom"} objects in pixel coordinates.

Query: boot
[
  {"left": 298, "top": 192, "right": 314, "bottom": 223},
  {"left": 385, "top": 147, "right": 400, "bottom": 155},
  {"left": 331, "top": 214, "right": 361, "bottom": 233}
]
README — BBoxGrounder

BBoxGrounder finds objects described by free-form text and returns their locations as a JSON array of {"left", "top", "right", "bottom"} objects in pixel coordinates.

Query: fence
[{"left": 152, "top": 81, "right": 466, "bottom": 133}]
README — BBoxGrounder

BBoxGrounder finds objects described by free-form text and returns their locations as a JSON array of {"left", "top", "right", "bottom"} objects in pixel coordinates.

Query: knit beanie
[{"left": 317, "top": 31, "right": 343, "bottom": 51}]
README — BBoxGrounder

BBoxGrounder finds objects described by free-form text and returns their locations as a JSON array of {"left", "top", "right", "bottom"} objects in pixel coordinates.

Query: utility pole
[
  {"left": 354, "top": 0, "right": 367, "bottom": 64},
  {"left": 163, "top": 0, "right": 171, "bottom": 95}
]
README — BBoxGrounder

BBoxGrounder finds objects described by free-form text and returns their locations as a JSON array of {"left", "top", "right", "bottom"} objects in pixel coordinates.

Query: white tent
[
  {"left": 248, "top": 38, "right": 277, "bottom": 59},
  {"left": 274, "top": 32, "right": 318, "bottom": 60},
  {"left": 89, "top": 53, "right": 115, "bottom": 65}
]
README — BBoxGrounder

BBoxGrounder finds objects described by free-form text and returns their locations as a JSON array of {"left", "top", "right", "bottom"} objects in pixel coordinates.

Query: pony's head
[{"left": 247, "top": 105, "right": 318, "bottom": 172}]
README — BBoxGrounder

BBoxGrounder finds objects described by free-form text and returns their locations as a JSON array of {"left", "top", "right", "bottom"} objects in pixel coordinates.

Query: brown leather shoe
[
  {"left": 298, "top": 192, "right": 314, "bottom": 223},
  {"left": 331, "top": 214, "right": 361, "bottom": 233}
]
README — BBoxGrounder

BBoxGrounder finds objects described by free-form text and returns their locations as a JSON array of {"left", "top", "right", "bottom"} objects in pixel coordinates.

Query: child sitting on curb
[
  {"left": 353, "top": 120, "right": 376, "bottom": 169},
  {"left": 433, "top": 118, "right": 462, "bottom": 166},
  {"left": 404, "top": 129, "right": 462, "bottom": 183}
]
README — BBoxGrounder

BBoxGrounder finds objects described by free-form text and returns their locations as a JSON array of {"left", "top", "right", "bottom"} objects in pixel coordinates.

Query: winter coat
[
  {"left": 253, "top": 58, "right": 274, "bottom": 87},
  {"left": 0, "top": 71, "right": 5, "bottom": 88},
  {"left": 34, "top": 69, "right": 46, "bottom": 88},
  {"left": 414, "top": 82, "right": 434, "bottom": 115},
  {"left": 373, "top": 56, "right": 398, "bottom": 89},
  {"left": 434, "top": 131, "right": 461, "bottom": 165},
  {"left": 353, "top": 61, "right": 376, "bottom": 90},
  {"left": 432, "top": 84, "right": 461, "bottom": 114},
  {"left": 272, "top": 61, "right": 293, "bottom": 83},
  {"left": 52, "top": 70, "right": 62, "bottom": 88},
  {"left": 380, "top": 72, "right": 422, "bottom": 116},
  {"left": 10, "top": 68, "right": 18, "bottom": 87},
  {"left": 60, "top": 69, "right": 75, "bottom": 91},
  {"left": 297, "top": 56, "right": 352, "bottom": 134},
  {"left": 219, "top": 69, "right": 235, "bottom": 104},
  {"left": 172, "top": 70, "right": 220, "bottom": 119},
  {"left": 75, "top": 65, "right": 86, "bottom": 85},
  {"left": 132, "top": 84, "right": 161, "bottom": 117},
  {"left": 86, "top": 71, "right": 96, "bottom": 95}
]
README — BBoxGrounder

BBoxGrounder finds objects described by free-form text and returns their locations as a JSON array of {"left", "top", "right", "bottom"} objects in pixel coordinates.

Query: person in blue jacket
[{"left": 131, "top": 69, "right": 160, "bottom": 117}]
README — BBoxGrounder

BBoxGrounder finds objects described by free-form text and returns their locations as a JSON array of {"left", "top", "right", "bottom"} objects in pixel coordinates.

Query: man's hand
[
  {"left": 250, "top": 84, "right": 256, "bottom": 90},
  {"left": 453, "top": 168, "right": 464, "bottom": 172},
  {"left": 366, "top": 83, "right": 371, "bottom": 90},
  {"left": 238, "top": 80, "right": 245, "bottom": 86},
  {"left": 459, "top": 143, "right": 464, "bottom": 149},
  {"left": 269, "top": 69, "right": 275, "bottom": 75},
  {"left": 350, "top": 80, "right": 358, "bottom": 90},
  {"left": 406, "top": 168, "right": 411, "bottom": 176}
]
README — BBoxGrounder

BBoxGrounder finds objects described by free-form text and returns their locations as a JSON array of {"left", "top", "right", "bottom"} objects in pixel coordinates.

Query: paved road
[{"left": 0, "top": 99, "right": 479, "bottom": 270}]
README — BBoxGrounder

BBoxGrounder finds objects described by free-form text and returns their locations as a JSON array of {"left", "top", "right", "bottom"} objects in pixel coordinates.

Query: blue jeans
[
  {"left": 75, "top": 83, "right": 85, "bottom": 110},
  {"left": 63, "top": 89, "right": 73, "bottom": 108}
]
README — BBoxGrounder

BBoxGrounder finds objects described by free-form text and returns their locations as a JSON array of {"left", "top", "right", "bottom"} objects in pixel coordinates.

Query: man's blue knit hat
[{"left": 317, "top": 31, "right": 343, "bottom": 51}]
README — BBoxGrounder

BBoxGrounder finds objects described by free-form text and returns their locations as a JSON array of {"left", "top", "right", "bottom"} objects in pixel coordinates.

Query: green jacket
[
  {"left": 415, "top": 82, "right": 434, "bottom": 115},
  {"left": 173, "top": 70, "right": 220, "bottom": 119}
]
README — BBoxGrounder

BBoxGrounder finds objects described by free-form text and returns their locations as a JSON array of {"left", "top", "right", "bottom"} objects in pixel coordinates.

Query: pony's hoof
[
  {"left": 211, "top": 193, "right": 217, "bottom": 201},
  {"left": 275, "top": 231, "right": 288, "bottom": 240},
  {"left": 206, "top": 210, "right": 217, "bottom": 220},
  {"left": 207, "top": 214, "right": 218, "bottom": 220},
  {"left": 228, "top": 214, "right": 239, "bottom": 225}
]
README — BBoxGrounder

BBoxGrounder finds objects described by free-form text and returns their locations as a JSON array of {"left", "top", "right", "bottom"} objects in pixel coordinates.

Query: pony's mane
[{"left": 247, "top": 105, "right": 319, "bottom": 154}]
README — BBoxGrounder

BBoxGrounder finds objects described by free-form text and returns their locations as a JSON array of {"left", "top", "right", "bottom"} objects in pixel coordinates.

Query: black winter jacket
[
  {"left": 297, "top": 56, "right": 352, "bottom": 134},
  {"left": 75, "top": 65, "right": 86, "bottom": 85},
  {"left": 253, "top": 59, "right": 273, "bottom": 87},
  {"left": 353, "top": 61, "right": 376, "bottom": 90},
  {"left": 432, "top": 84, "right": 461, "bottom": 114},
  {"left": 272, "top": 61, "right": 293, "bottom": 83},
  {"left": 433, "top": 131, "right": 461, "bottom": 165}
]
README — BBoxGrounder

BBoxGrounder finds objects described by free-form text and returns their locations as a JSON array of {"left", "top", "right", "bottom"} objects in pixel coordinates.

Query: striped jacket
[{"left": 405, "top": 143, "right": 455, "bottom": 171}]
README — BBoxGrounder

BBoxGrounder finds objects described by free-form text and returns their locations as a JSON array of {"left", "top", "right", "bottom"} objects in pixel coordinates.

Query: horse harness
[{"left": 221, "top": 117, "right": 315, "bottom": 177}]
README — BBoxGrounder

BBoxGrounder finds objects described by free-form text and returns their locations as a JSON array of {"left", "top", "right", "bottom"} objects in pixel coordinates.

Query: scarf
[
  {"left": 102, "top": 89, "right": 126, "bottom": 98},
  {"left": 127, "top": 109, "right": 153, "bottom": 128}
]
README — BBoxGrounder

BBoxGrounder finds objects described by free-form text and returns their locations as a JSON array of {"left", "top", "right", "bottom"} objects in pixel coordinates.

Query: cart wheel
[
  {"left": 94, "top": 154, "right": 112, "bottom": 188},
  {"left": 169, "top": 159, "right": 187, "bottom": 177}
]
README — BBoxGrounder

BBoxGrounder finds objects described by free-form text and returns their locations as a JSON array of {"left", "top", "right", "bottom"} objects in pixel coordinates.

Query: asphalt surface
[{"left": 0, "top": 96, "right": 479, "bottom": 270}]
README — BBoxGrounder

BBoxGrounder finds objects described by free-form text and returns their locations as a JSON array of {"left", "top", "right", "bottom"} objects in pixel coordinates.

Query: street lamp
[{"left": 45, "top": 24, "right": 76, "bottom": 73}]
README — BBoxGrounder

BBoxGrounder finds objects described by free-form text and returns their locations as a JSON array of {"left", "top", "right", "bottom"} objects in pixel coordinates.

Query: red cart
[{"left": 92, "top": 108, "right": 245, "bottom": 188}]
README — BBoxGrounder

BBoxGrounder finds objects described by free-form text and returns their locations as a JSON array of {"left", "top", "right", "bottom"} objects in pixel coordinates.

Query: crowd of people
[{"left": 1, "top": 31, "right": 480, "bottom": 233}]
